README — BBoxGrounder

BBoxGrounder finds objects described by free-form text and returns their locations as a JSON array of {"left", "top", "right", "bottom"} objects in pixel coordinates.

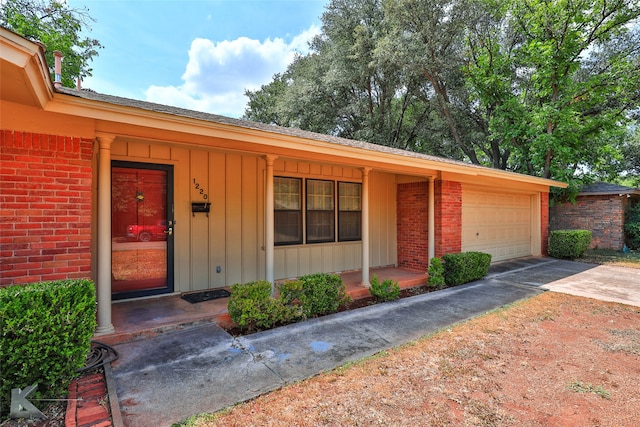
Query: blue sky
[{"left": 67, "top": 0, "right": 328, "bottom": 117}]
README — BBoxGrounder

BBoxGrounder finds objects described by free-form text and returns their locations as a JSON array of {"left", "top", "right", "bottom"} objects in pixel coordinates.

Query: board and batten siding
[
  {"left": 273, "top": 160, "right": 397, "bottom": 279},
  {"left": 111, "top": 140, "right": 398, "bottom": 291}
]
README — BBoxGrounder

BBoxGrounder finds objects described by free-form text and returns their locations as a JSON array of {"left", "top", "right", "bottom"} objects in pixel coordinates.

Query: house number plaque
[{"left": 192, "top": 178, "right": 209, "bottom": 200}]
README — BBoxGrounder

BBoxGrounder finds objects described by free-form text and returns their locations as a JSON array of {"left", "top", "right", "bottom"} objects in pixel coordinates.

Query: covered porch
[{"left": 98, "top": 266, "right": 427, "bottom": 346}]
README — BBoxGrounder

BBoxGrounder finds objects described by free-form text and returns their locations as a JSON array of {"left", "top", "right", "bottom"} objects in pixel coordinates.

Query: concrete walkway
[{"left": 110, "top": 258, "right": 639, "bottom": 426}]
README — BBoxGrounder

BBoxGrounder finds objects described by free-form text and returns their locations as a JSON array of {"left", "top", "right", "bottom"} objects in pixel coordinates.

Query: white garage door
[{"left": 462, "top": 186, "right": 532, "bottom": 262}]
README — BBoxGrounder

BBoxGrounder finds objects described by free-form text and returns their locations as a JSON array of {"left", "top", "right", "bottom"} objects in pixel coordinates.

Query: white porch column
[
  {"left": 428, "top": 177, "right": 435, "bottom": 265},
  {"left": 361, "top": 167, "right": 371, "bottom": 287},
  {"left": 264, "top": 155, "right": 277, "bottom": 294},
  {"left": 95, "top": 135, "right": 115, "bottom": 335}
]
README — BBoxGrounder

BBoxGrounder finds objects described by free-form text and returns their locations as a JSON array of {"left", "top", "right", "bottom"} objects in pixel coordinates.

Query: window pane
[
  {"left": 339, "top": 182, "right": 361, "bottom": 211},
  {"left": 307, "top": 211, "right": 335, "bottom": 243},
  {"left": 275, "top": 211, "right": 302, "bottom": 245},
  {"left": 275, "top": 177, "right": 300, "bottom": 210},
  {"left": 307, "top": 179, "right": 335, "bottom": 243},
  {"left": 275, "top": 177, "right": 302, "bottom": 245},
  {"left": 307, "top": 180, "right": 334, "bottom": 210},
  {"left": 338, "top": 182, "right": 361, "bottom": 241},
  {"left": 339, "top": 211, "right": 361, "bottom": 241}
]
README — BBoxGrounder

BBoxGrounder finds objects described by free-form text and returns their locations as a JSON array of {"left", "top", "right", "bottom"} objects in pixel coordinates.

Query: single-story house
[
  {"left": 550, "top": 182, "right": 640, "bottom": 250},
  {"left": 0, "top": 28, "right": 566, "bottom": 335}
]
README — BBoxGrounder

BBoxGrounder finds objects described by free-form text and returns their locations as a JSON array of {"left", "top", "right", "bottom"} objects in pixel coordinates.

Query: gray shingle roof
[
  {"left": 55, "top": 87, "right": 533, "bottom": 180},
  {"left": 579, "top": 182, "right": 640, "bottom": 195}
]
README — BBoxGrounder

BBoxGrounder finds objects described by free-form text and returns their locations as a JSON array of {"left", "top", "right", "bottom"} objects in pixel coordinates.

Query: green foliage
[
  {"left": 227, "top": 281, "right": 301, "bottom": 332},
  {"left": 369, "top": 274, "right": 400, "bottom": 302},
  {"left": 442, "top": 252, "right": 492, "bottom": 286},
  {"left": 624, "top": 203, "right": 640, "bottom": 250},
  {"left": 548, "top": 230, "right": 592, "bottom": 259},
  {"left": 280, "top": 273, "right": 351, "bottom": 318},
  {"left": 244, "top": 0, "right": 640, "bottom": 184},
  {"left": 0, "top": 280, "right": 96, "bottom": 408},
  {"left": 229, "top": 274, "right": 350, "bottom": 332},
  {"left": 427, "top": 257, "right": 446, "bottom": 290},
  {"left": 0, "top": 0, "right": 102, "bottom": 88}
]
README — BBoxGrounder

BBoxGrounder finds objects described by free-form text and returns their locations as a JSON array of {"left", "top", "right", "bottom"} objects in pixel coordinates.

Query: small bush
[
  {"left": 369, "top": 274, "right": 400, "bottom": 302},
  {"left": 548, "top": 230, "right": 592, "bottom": 259},
  {"left": 427, "top": 257, "right": 446, "bottom": 289},
  {"left": 442, "top": 252, "right": 492, "bottom": 286},
  {"left": 0, "top": 280, "right": 96, "bottom": 409},
  {"left": 230, "top": 274, "right": 349, "bottom": 331},
  {"left": 294, "top": 273, "right": 350, "bottom": 317},
  {"left": 228, "top": 281, "right": 300, "bottom": 332},
  {"left": 625, "top": 203, "right": 640, "bottom": 250}
]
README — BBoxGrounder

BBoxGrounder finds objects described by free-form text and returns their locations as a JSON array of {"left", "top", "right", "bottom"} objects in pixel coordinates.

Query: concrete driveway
[
  {"left": 541, "top": 263, "right": 640, "bottom": 307},
  {"left": 110, "top": 258, "right": 640, "bottom": 426}
]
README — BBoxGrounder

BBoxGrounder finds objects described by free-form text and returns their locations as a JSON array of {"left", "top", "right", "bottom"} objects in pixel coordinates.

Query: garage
[{"left": 462, "top": 185, "right": 533, "bottom": 262}]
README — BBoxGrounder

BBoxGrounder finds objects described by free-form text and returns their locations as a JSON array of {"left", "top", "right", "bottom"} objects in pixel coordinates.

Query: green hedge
[
  {"left": 369, "top": 274, "right": 400, "bottom": 302},
  {"left": 281, "top": 273, "right": 350, "bottom": 318},
  {"left": 229, "top": 273, "right": 350, "bottom": 332},
  {"left": 548, "top": 230, "right": 592, "bottom": 259},
  {"left": 0, "top": 280, "right": 96, "bottom": 409},
  {"left": 227, "top": 280, "right": 301, "bottom": 332},
  {"left": 442, "top": 252, "right": 492, "bottom": 286}
]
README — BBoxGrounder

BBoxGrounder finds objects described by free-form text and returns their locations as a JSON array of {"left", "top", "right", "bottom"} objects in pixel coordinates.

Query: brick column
[
  {"left": 397, "top": 181, "right": 428, "bottom": 271},
  {"left": 435, "top": 180, "right": 462, "bottom": 257},
  {"left": 540, "top": 192, "right": 549, "bottom": 255}
]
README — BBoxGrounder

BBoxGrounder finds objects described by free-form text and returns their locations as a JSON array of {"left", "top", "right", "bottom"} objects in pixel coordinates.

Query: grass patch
[
  {"left": 567, "top": 381, "right": 611, "bottom": 399},
  {"left": 579, "top": 249, "right": 640, "bottom": 269}
]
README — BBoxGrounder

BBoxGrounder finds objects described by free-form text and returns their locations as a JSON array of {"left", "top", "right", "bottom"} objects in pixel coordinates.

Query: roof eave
[{"left": 48, "top": 86, "right": 566, "bottom": 189}]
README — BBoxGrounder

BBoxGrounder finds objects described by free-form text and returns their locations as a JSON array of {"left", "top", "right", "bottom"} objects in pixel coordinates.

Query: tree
[
  {"left": 244, "top": 0, "right": 640, "bottom": 189},
  {"left": 464, "top": 0, "right": 640, "bottom": 182},
  {"left": 245, "top": 0, "right": 459, "bottom": 157},
  {"left": 1, "top": 0, "right": 102, "bottom": 88}
]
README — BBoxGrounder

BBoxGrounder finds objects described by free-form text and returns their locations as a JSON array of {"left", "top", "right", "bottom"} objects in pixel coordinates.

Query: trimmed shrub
[
  {"left": 232, "top": 274, "right": 350, "bottom": 332},
  {"left": 625, "top": 203, "right": 640, "bottom": 250},
  {"left": 548, "top": 230, "right": 592, "bottom": 259},
  {"left": 293, "top": 273, "right": 350, "bottom": 317},
  {"left": 228, "top": 281, "right": 301, "bottom": 332},
  {"left": 369, "top": 274, "right": 400, "bottom": 302},
  {"left": 427, "top": 257, "right": 446, "bottom": 290},
  {"left": 442, "top": 252, "right": 492, "bottom": 286},
  {"left": 0, "top": 280, "right": 96, "bottom": 408}
]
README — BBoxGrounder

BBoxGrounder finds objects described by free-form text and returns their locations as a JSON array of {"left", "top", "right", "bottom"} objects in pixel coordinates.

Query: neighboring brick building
[{"left": 550, "top": 182, "right": 640, "bottom": 250}]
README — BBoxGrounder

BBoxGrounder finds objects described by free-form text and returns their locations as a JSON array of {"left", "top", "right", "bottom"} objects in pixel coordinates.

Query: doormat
[{"left": 181, "top": 289, "right": 231, "bottom": 304}]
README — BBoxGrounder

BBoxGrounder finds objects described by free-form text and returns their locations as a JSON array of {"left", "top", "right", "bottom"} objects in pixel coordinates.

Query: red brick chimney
[{"left": 53, "top": 51, "right": 63, "bottom": 88}]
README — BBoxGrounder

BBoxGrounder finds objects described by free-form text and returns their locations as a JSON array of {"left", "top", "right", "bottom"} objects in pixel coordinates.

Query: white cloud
[{"left": 144, "top": 25, "right": 320, "bottom": 118}]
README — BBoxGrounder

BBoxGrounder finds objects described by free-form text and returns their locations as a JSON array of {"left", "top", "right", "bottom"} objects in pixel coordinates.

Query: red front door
[{"left": 111, "top": 162, "right": 174, "bottom": 299}]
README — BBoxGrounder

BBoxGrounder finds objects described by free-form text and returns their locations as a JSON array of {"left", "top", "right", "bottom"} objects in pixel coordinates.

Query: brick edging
[{"left": 65, "top": 371, "right": 114, "bottom": 427}]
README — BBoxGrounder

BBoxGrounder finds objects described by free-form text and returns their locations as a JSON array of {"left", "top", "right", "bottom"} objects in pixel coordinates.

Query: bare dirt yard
[{"left": 187, "top": 291, "right": 640, "bottom": 427}]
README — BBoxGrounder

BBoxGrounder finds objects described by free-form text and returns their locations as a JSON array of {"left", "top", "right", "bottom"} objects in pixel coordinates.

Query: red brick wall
[
  {"left": 549, "top": 194, "right": 630, "bottom": 250},
  {"left": 541, "top": 192, "right": 549, "bottom": 255},
  {"left": 397, "top": 181, "right": 428, "bottom": 271},
  {"left": 0, "top": 130, "right": 93, "bottom": 286},
  {"left": 435, "top": 180, "right": 462, "bottom": 257}
]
